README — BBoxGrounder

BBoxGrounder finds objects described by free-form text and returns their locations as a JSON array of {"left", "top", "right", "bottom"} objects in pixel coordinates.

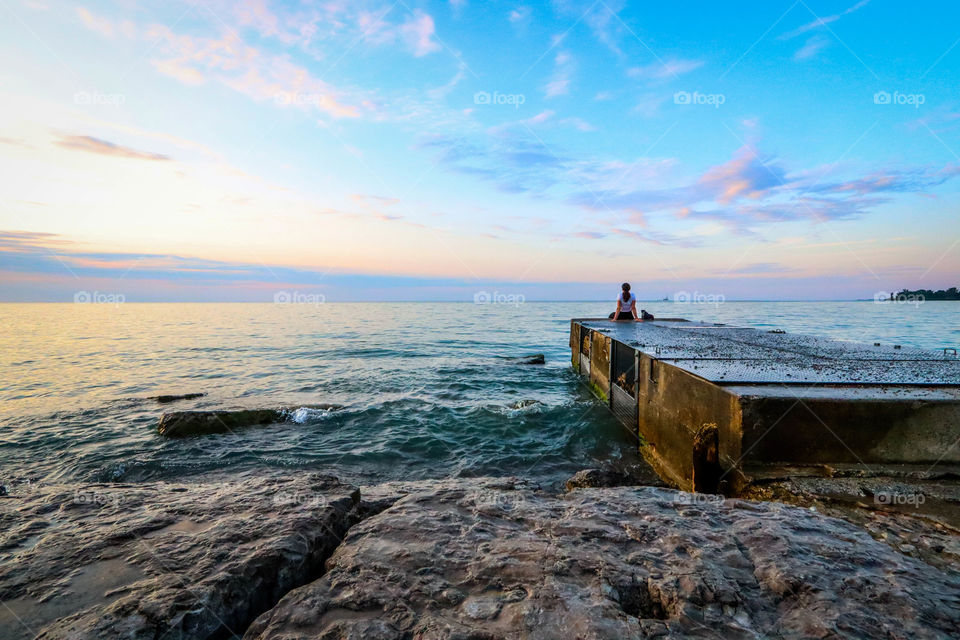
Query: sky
[{"left": 1, "top": 0, "right": 958, "bottom": 301}]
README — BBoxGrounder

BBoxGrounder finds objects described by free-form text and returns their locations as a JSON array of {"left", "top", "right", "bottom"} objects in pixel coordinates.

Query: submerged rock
[
  {"left": 0, "top": 472, "right": 359, "bottom": 640},
  {"left": 245, "top": 482, "right": 960, "bottom": 640},
  {"left": 157, "top": 409, "right": 284, "bottom": 437},
  {"left": 517, "top": 353, "right": 545, "bottom": 365},
  {"left": 151, "top": 392, "right": 205, "bottom": 404},
  {"left": 507, "top": 398, "right": 543, "bottom": 410}
]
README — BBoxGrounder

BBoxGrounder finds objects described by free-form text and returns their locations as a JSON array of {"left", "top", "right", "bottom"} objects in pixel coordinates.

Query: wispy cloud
[
  {"left": 55, "top": 134, "right": 170, "bottom": 161},
  {"left": 628, "top": 57, "right": 704, "bottom": 80},
  {"left": 780, "top": 0, "right": 872, "bottom": 39},
  {"left": 545, "top": 51, "right": 574, "bottom": 98},
  {"left": 74, "top": 2, "right": 447, "bottom": 120},
  {"left": 509, "top": 5, "right": 532, "bottom": 27},
  {"left": 728, "top": 262, "right": 798, "bottom": 274},
  {"left": 793, "top": 35, "right": 829, "bottom": 60}
]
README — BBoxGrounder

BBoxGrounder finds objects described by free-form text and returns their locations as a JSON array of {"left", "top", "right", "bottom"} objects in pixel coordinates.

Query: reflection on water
[{"left": 1, "top": 301, "right": 957, "bottom": 488}]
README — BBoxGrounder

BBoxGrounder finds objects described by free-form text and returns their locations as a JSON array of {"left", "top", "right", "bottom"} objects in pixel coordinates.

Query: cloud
[
  {"left": 781, "top": 0, "right": 872, "bottom": 40},
  {"left": 0, "top": 230, "right": 479, "bottom": 297},
  {"left": 581, "top": 0, "right": 627, "bottom": 55},
  {"left": 399, "top": 10, "right": 441, "bottom": 57},
  {"left": 350, "top": 194, "right": 401, "bottom": 207},
  {"left": 509, "top": 6, "right": 532, "bottom": 26},
  {"left": 142, "top": 26, "right": 364, "bottom": 119},
  {"left": 76, "top": 7, "right": 114, "bottom": 38},
  {"left": 152, "top": 58, "right": 205, "bottom": 85},
  {"left": 728, "top": 262, "right": 797, "bottom": 275},
  {"left": 74, "top": 2, "right": 447, "bottom": 121},
  {"left": 571, "top": 231, "right": 606, "bottom": 239},
  {"left": 55, "top": 134, "right": 170, "bottom": 161},
  {"left": 628, "top": 57, "right": 704, "bottom": 80},
  {"left": 568, "top": 145, "right": 960, "bottom": 239},
  {"left": 545, "top": 51, "right": 573, "bottom": 98},
  {"left": 560, "top": 117, "right": 595, "bottom": 132},
  {"left": 793, "top": 36, "right": 829, "bottom": 61},
  {"left": 428, "top": 62, "right": 466, "bottom": 99},
  {"left": 608, "top": 227, "right": 701, "bottom": 247},
  {"left": 908, "top": 107, "right": 960, "bottom": 134},
  {"left": 419, "top": 133, "right": 569, "bottom": 194}
]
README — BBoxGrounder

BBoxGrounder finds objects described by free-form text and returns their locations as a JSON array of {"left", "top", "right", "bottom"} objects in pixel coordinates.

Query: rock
[
  {"left": 0, "top": 472, "right": 359, "bottom": 640},
  {"left": 157, "top": 409, "right": 284, "bottom": 437},
  {"left": 741, "top": 471, "right": 960, "bottom": 569},
  {"left": 565, "top": 468, "right": 636, "bottom": 490},
  {"left": 565, "top": 465, "right": 666, "bottom": 491},
  {"left": 517, "top": 353, "right": 545, "bottom": 365},
  {"left": 245, "top": 482, "right": 960, "bottom": 640},
  {"left": 151, "top": 392, "right": 205, "bottom": 404},
  {"left": 358, "top": 477, "right": 538, "bottom": 519},
  {"left": 507, "top": 398, "right": 543, "bottom": 410}
]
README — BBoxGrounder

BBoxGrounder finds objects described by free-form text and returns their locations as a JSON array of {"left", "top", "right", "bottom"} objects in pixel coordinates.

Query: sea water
[{"left": 1, "top": 301, "right": 957, "bottom": 489}]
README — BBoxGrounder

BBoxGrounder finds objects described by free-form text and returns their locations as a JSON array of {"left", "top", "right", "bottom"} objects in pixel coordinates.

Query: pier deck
[{"left": 570, "top": 318, "right": 960, "bottom": 493}]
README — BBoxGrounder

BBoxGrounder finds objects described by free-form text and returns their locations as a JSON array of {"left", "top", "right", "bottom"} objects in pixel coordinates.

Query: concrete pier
[{"left": 570, "top": 318, "right": 960, "bottom": 493}]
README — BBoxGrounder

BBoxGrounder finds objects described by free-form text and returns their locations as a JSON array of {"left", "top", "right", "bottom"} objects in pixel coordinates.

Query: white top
[{"left": 617, "top": 292, "right": 636, "bottom": 308}]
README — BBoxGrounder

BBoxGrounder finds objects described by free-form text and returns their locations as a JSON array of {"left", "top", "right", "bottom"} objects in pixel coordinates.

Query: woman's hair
[{"left": 621, "top": 282, "right": 631, "bottom": 302}]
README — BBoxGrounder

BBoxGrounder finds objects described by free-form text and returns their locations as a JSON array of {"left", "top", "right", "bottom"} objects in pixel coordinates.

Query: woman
[{"left": 612, "top": 282, "right": 638, "bottom": 321}]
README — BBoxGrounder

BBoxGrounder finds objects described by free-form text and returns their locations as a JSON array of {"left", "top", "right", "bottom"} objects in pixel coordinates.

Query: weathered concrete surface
[
  {"left": 244, "top": 482, "right": 960, "bottom": 640},
  {"left": 0, "top": 472, "right": 359, "bottom": 640},
  {"left": 571, "top": 319, "right": 960, "bottom": 493}
]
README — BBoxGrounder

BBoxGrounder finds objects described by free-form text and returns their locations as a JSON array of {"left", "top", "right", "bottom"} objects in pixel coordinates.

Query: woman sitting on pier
[{"left": 610, "top": 282, "right": 638, "bottom": 321}]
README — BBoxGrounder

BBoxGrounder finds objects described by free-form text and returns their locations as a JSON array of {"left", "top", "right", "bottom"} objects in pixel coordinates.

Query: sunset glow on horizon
[{"left": 2, "top": 0, "right": 959, "bottom": 301}]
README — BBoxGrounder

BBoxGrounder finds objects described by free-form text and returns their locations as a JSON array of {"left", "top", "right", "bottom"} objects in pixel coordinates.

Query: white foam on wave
[{"left": 286, "top": 407, "right": 335, "bottom": 424}]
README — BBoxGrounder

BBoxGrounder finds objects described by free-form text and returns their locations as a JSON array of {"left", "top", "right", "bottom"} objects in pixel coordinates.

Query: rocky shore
[{"left": 1, "top": 471, "right": 958, "bottom": 639}]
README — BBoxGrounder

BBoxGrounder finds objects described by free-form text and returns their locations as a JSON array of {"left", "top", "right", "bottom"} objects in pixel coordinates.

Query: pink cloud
[{"left": 400, "top": 10, "right": 441, "bottom": 57}]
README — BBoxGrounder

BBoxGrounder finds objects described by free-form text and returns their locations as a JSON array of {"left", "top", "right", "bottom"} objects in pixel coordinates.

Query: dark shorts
[{"left": 611, "top": 312, "right": 634, "bottom": 321}]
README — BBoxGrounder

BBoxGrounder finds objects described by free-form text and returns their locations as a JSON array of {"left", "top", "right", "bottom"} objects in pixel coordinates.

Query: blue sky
[{"left": 1, "top": 0, "right": 958, "bottom": 301}]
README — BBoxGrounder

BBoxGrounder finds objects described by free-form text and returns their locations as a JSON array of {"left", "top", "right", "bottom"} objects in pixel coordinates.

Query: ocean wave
[{"left": 283, "top": 406, "right": 338, "bottom": 424}]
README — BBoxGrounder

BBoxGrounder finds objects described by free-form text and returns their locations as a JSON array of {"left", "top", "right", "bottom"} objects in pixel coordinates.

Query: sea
[{"left": 2, "top": 301, "right": 958, "bottom": 490}]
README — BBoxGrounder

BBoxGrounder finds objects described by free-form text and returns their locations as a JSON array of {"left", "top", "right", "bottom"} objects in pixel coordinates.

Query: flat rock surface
[
  {"left": 245, "top": 482, "right": 960, "bottom": 640},
  {"left": 0, "top": 472, "right": 359, "bottom": 640}
]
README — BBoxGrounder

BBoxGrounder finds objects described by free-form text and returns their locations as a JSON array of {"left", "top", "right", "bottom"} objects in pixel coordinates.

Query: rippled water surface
[{"left": 2, "top": 301, "right": 958, "bottom": 488}]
